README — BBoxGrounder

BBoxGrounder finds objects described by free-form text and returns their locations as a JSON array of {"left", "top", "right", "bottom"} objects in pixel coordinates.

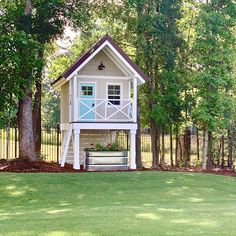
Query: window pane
[
  {"left": 108, "top": 84, "right": 120, "bottom": 105},
  {"left": 81, "top": 85, "right": 94, "bottom": 96}
]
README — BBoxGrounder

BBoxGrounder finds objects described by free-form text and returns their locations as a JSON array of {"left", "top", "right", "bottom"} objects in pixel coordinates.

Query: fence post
[
  {"left": 15, "top": 127, "right": 17, "bottom": 158},
  {"left": 56, "top": 123, "right": 60, "bottom": 163}
]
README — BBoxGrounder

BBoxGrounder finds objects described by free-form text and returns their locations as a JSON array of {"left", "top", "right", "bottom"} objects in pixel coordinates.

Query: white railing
[{"left": 76, "top": 98, "right": 135, "bottom": 122}]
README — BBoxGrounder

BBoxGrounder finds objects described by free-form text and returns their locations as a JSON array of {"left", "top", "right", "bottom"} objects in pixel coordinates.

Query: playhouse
[{"left": 51, "top": 34, "right": 147, "bottom": 170}]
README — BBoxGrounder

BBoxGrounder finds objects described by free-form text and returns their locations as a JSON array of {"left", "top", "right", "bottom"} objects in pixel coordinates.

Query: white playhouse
[{"left": 51, "top": 34, "right": 147, "bottom": 170}]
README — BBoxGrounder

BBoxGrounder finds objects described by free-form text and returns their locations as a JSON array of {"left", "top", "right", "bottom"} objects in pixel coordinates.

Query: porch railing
[{"left": 76, "top": 98, "right": 135, "bottom": 122}]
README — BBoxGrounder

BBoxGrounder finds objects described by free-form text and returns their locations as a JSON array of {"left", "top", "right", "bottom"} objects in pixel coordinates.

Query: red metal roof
[{"left": 51, "top": 34, "right": 147, "bottom": 86}]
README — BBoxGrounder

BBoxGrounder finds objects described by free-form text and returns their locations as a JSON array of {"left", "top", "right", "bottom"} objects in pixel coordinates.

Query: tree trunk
[
  {"left": 196, "top": 127, "right": 200, "bottom": 160},
  {"left": 221, "top": 134, "right": 225, "bottom": 169},
  {"left": 160, "top": 130, "right": 165, "bottom": 167},
  {"left": 150, "top": 120, "right": 159, "bottom": 168},
  {"left": 202, "top": 124, "right": 209, "bottom": 170},
  {"left": 170, "top": 125, "right": 173, "bottom": 167},
  {"left": 183, "top": 127, "right": 191, "bottom": 165},
  {"left": 157, "top": 128, "right": 161, "bottom": 167},
  {"left": 227, "top": 128, "right": 233, "bottom": 170},
  {"left": 175, "top": 129, "right": 179, "bottom": 167},
  {"left": 207, "top": 131, "right": 213, "bottom": 170},
  {"left": 17, "top": 0, "right": 37, "bottom": 161},
  {"left": 18, "top": 87, "right": 37, "bottom": 161},
  {"left": 136, "top": 92, "right": 142, "bottom": 168},
  {"left": 32, "top": 80, "right": 42, "bottom": 154},
  {"left": 217, "top": 140, "right": 221, "bottom": 167}
]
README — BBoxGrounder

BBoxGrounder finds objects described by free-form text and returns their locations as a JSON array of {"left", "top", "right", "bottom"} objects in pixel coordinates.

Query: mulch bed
[
  {"left": 0, "top": 158, "right": 81, "bottom": 173},
  {"left": 0, "top": 158, "right": 235, "bottom": 177}
]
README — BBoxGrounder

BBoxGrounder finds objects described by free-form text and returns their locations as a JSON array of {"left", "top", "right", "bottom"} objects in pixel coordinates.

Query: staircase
[{"left": 60, "top": 125, "right": 73, "bottom": 167}]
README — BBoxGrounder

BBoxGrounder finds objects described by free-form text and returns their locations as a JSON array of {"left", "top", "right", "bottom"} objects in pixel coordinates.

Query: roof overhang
[{"left": 51, "top": 34, "right": 147, "bottom": 89}]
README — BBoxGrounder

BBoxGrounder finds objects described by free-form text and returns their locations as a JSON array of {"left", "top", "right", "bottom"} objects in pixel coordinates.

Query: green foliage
[
  {"left": 192, "top": 0, "right": 236, "bottom": 132},
  {"left": 0, "top": 0, "right": 91, "bottom": 122},
  {"left": 129, "top": 0, "right": 184, "bottom": 131},
  {"left": 36, "top": 153, "right": 46, "bottom": 161},
  {"left": 85, "top": 143, "right": 123, "bottom": 151}
]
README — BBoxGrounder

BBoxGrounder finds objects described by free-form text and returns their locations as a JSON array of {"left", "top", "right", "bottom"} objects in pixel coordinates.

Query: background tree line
[{"left": 0, "top": 0, "right": 235, "bottom": 170}]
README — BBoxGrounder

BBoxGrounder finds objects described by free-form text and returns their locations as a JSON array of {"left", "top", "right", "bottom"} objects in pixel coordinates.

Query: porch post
[
  {"left": 130, "top": 129, "right": 137, "bottom": 169},
  {"left": 132, "top": 77, "right": 137, "bottom": 123},
  {"left": 73, "top": 76, "right": 78, "bottom": 122},
  {"left": 73, "top": 129, "right": 80, "bottom": 170}
]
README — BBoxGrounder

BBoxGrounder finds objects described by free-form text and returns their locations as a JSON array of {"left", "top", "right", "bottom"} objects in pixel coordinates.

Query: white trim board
[
  {"left": 72, "top": 123, "right": 137, "bottom": 130},
  {"left": 60, "top": 122, "right": 137, "bottom": 130},
  {"left": 76, "top": 75, "right": 131, "bottom": 80}
]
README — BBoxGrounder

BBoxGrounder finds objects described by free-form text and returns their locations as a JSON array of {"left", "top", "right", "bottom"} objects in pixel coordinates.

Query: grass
[{"left": 0, "top": 172, "right": 236, "bottom": 236}]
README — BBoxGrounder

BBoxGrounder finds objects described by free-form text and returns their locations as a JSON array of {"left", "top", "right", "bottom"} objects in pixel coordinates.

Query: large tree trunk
[
  {"left": 17, "top": 0, "right": 37, "bottom": 161},
  {"left": 18, "top": 87, "right": 37, "bottom": 161},
  {"left": 32, "top": 80, "right": 42, "bottom": 154},
  {"left": 136, "top": 92, "right": 142, "bottom": 168},
  {"left": 202, "top": 124, "right": 209, "bottom": 170}
]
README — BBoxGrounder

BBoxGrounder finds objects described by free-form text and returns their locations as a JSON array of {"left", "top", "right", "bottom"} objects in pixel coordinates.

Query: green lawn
[{"left": 0, "top": 172, "right": 236, "bottom": 236}]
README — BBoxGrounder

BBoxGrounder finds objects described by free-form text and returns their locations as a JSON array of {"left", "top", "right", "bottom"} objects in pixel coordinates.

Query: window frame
[{"left": 106, "top": 82, "right": 123, "bottom": 107}]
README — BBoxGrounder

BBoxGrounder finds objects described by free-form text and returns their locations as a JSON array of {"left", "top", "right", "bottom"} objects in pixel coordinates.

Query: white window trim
[{"left": 106, "top": 82, "right": 123, "bottom": 107}]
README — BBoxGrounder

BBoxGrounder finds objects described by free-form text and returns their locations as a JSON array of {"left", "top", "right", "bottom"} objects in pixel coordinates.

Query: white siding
[
  {"left": 60, "top": 83, "right": 69, "bottom": 124},
  {"left": 78, "top": 50, "right": 125, "bottom": 76}
]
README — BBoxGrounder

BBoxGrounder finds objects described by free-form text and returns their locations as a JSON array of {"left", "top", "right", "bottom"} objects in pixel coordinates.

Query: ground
[{"left": 0, "top": 172, "right": 236, "bottom": 236}]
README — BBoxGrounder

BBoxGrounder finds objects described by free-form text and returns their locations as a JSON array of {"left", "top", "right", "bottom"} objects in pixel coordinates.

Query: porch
[{"left": 67, "top": 76, "right": 138, "bottom": 124}]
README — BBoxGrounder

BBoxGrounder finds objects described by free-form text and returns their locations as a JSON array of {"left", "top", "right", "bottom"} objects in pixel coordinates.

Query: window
[
  {"left": 81, "top": 85, "right": 93, "bottom": 96},
  {"left": 107, "top": 84, "right": 121, "bottom": 105}
]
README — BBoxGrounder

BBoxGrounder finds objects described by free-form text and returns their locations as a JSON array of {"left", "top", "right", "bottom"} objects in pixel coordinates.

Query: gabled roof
[{"left": 51, "top": 34, "right": 147, "bottom": 88}]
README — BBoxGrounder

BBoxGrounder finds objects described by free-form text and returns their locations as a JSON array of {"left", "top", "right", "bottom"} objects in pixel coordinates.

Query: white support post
[
  {"left": 69, "top": 80, "right": 72, "bottom": 123},
  {"left": 73, "top": 76, "right": 78, "bottom": 122},
  {"left": 73, "top": 129, "right": 80, "bottom": 170},
  {"left": 133, "top": 77, "right": 137, "bottom": 123},
  {"left": 130, "top": 129, "right": 137, "bottom": 169}
]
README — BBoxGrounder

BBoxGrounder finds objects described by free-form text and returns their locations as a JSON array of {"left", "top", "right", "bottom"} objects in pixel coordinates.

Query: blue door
[{"left": 79, "top": 83, "right": 95, "bottom": 120}]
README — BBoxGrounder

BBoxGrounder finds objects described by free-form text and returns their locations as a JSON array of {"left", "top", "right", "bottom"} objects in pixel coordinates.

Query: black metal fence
[
  {"left": 0, "top": 126, "right": 155, "bottom": 166},
  {"left": 0, "top": 126, "right": 233, "bottom": 168},
  {"left": 0, "top": 125, "right": 62, "bottom": 162}
]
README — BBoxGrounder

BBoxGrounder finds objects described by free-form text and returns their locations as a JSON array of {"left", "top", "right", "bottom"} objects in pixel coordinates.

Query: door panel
[{"left": 79, "top": 83, "right": 95, "bottom": 120}]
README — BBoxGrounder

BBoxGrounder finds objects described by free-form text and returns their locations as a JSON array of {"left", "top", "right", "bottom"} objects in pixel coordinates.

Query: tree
[
  {"left": 0, "top": 0, "right": 91, "bottom": 160},
  {"left": 125, "top": 0, "right": 184, "bottom": 168},
  {"left": 192, "top": 0, "right": 236, "bottom": 170}
]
